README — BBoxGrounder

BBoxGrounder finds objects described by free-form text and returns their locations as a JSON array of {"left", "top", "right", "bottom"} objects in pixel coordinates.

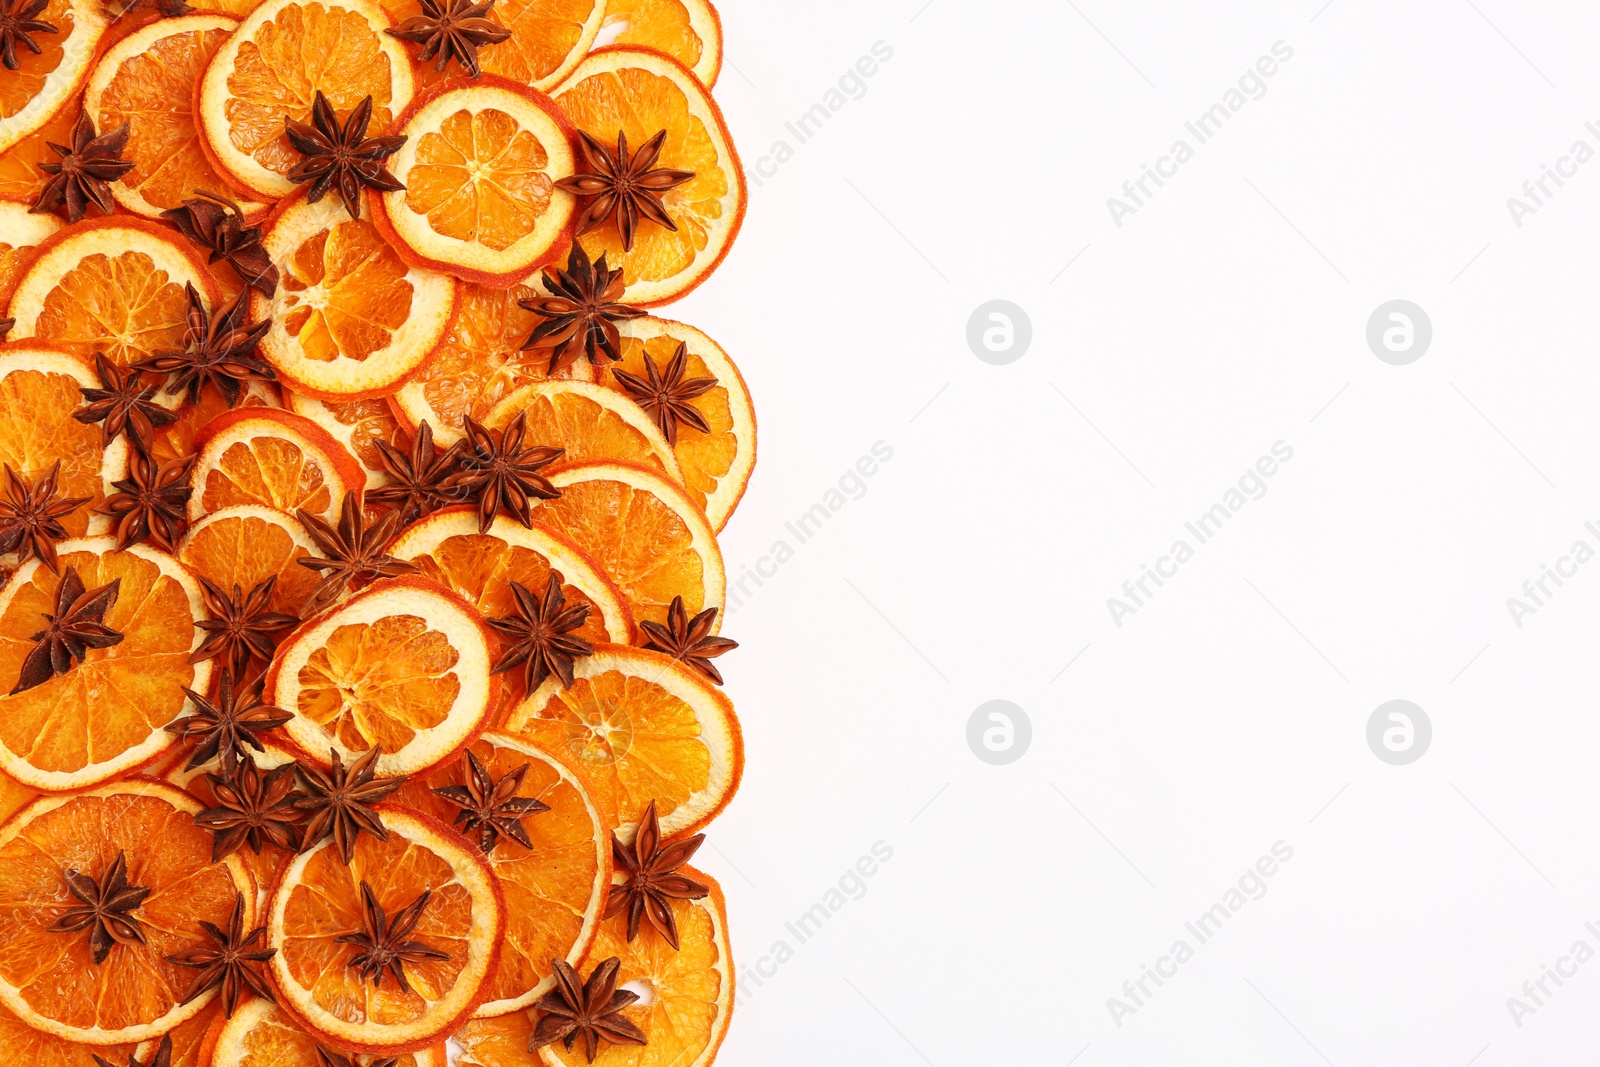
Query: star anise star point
[
  {"left": 556, "top": 129, "right": 694, "bottom": 251},
  {"left": 0, "top": 0, "right": 56, "bottom": 71},
  {"left": 74, "top": 353, "right": 181, "bottom": 450},
  {"left": 386, "top": 0, "right": 510, "bottom": 77},
  {"left": 0, "top": 461, "right": 89, "bottom": 574},
  {"left": 294, "top": 746, "right": 406, "bottom": 864},
  {"left": 638, "top": 596, "right": 736, "bottom": 685},
  {"left": 11, "top": 565, "right": 123, "bottom": 694},
  {"left": 518, "top": 243, "right": 644, "bottom": 374},
  {"left": 169, "top": 668, "right": 294, "bottom": 771},
  {"left": 191, "top": 575, "right": 299, "bottom": 681},
  {"left": 604, "top": 800, "right": 708, "bottom": 950},
  {"left": 364, "top": 420, "right": 466, "bottom": 526},
  {"left": 165, "top": 891, "right": 276, "bottom": 1017},
  {"left": 432, "top": 749, "right": 549, "bottom": 854},
  {"left": 31, "top": 111, "right": 132, "bottom": 222},
  {"left": 45, "top": 850, "right": 149, "bottom": 964},
  {"left": 610, "top": 342, "right": 717, "bottom": 445},
  {"left": 296, "top": 492, "right": 418, "bottom": 615},
  {"left": 443, "top": 412, "right": 563, "bottom": 532},
  {"left": 486, "top": 572, "right": 593, "bottom": 693},
  {"left": 531, "top": 957, "right": 648, "bottom": 1062},
  {"left": 134, "top": 284, "right": 274, "bottom": 407},
  {"left": 93, "top": 1035, "right": 172, "bottom": 1067},
  {"left": 286, "top": 91, "right": 406, "bottom": 221},
  {"left": 196, "top": 751, "right": 303, "bottom": 861},
  {"left": 336, "top": 881, "right": 450, "bottom": 993},
  {"left": 94, "top": 449, "right": 194, "bottom": 552},
  {"left": 161, "top": 190, "right": 279, "bottom": 297}
]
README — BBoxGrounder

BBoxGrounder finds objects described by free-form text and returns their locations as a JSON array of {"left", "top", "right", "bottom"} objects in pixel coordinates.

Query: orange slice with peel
[
  {"left": 266, "top": 805, "right": 504, "bottom": 1052},
  {"left": 212, "top": 999, "right": 447, "bottom": 1067},
  {"left": 0, "top": 103, "right": 77, "bottom": 204},
  {"left": 0, "top": 778, "right": 255, "bottom": 1043},
  {"left": 532, "top": 461, "right": 723, "bottom": 630},
  {"left": 0, "top": 538, "right": 214, "bottom": 791},
  {"left": 504, "top": 645, "right": 742, "bottom": 837},
  {"left": 552, "top": 48, "right": 744, "bottom": 306},
  {"left": 197, "top": 0, "right": 415, "bottom": 199},
  {"left": 177, "top": 504, "right": 323, "bottom": 621},
  {"left": 189, "top": 407, "right": 364, "bottom": 524},
  {"left": 0, "top": 997, "right": 137, "bottom": 1067},
  {"left": 266, "top": 577, "right": 493, "bottom": 777},
  {"left": 283, "top": 390, "right": 404, "bottom": 484},
  {"left": 380, "top": 0, "right": 602, "bottom": 93},
  {"left": 253, "top": 193, "right": 458, "bottom": 399},
  {"left": 391, "top": 733, "right": 608, "bottom": 1016},
  {"left": 391, "top": 279, "right": 595, "bottom": 445},
  {"left": 0, "top": 0, "right": 108, "bottom": 156},
  {"left": 374, "top": 76, "right": 577, "bottom": 286},
  {"left": 144, "top": 379, "right": 280, "bottom": 470},
  {"left": 133, "top": 1004, "right": 226, "bottom": 1067},
  {"left": 0, "top": 202, "right": 61, "bottom": 307},
  {"left": 484, "top": 379, "right": 682, "bottom": 481},
  {"left": 5, "top": 218, "right": 220, "bottom": 369},
  {"left": 601, "top": 0, "right": 722, "bottom": 87}
]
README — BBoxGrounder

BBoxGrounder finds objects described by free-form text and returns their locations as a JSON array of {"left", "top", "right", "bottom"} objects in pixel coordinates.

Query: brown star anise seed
[
  {"left": 555, "top": 129, "right": 694, "bottom": 252},
  {"left": 638, "top": 595, "right": 737, "bottom": 685},
  {"left": 74, "top": 353, "right": 180, "bottom": 449},
  {"left": 530, "top": 957, "right": 648, "bottom": 1062},
  {"left": 296, "top": 491, "right": 418, "bottom": 615},
  {"left": 168, "top": 668, "right": 294, "bottom": 771},
  {"left": 196, "top": 754, "right": 303, "bottom": 860},
  {"left": 95, "top": 449, "right": 194, "bottom": 552},
  {"left": 11, "top": 565, "right": 123, "bottom": 694},
  {"left": 0, "top": 461, "right": 89, "bottom": 574},
  {"left": 610, "top": 341, "right": 717, "bottom": 445},
  {"left": 45, "top": 850, "right": 149, "bottom": 965},
  {"left": 134, "top": 284, "right": 274, "bottom": 407},
  {"left": 0, "top": 0, "right": 55, "bottom": 70},
  {"left": 165, "top": 891, "right": 276, "bottom": 1017},
  {"left": 286, "top": 92, "right": 405, "bottom": 221},
  {"left": 336, "top": 881, "right": 450, "bottom": 993},
  {"left": 432, "top": 749, "right": 549, "bottom": 854},
  {"left": 386, "top": 0, "right": 510, "bottom": 77},
  {"left": 485, "top": 572, "right": 592, "bottom": 694},
  {"left": 31, "top": 111, "right": 134, "bottom": 222},
  {"left": 604, "top": 800, "right": 708, "bottom": 950},
  {"left": 442, "top": 412, "right": 563, "bottom": 532},
  {"left": 190, "top": 575, "right": 299, "bottom": 681},
  {"left": 161, "top": 190, "right": 279, "bottom": 297},
  {"left": 363, "top": 420, "right": 466, "bottom": 526},
  {"left": 294, "top": 746, "right": 406, "bottom": 865},
  {"left": 518, "top": 243, "right": 644, "bottom": 374}
]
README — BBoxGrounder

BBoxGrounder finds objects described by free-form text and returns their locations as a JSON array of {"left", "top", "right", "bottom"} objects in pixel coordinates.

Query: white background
[{"left": 670, "top": 1, "right": 1600, "bottom": 1063}]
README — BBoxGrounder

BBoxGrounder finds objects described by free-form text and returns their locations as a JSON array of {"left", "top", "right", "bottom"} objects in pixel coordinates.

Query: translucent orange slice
[
  {"left": 0, "top": 103, "right": 77, "bottom": 205},
  {"left": 178, "top": 504, "right": 323, "bottom": 621},
  {"left": 600, "top": 0, "right": 722, "bottom": 86},
  {"left": 283, "top": 390, "right": 404, "bottom": 483},
  {"left": 485, "top": 379, "right": 680, "bottom": 480},
  {"left": 134, "top": 1003, "right": 225, "bottom": 1067},
  {"left": 0, "top": 203, "right": 61, "bottom": 307},
  {"left": 0, "top": 0, "right": 108, "bottom": 156},
  {"left": 189, "top": 408, "right": 364, "bottom": 524},
  {"left": 212, "top": 999, "right": 447, "bottom": 1067},
  {"left": 144, "top": 380, "right": 280, "bottom": 471},
  {"left": 0, "top": 997, "right": 137, "bottom": 1067},
  {"left": 380, "top": 0, "right": 601, "bottom": 92}
]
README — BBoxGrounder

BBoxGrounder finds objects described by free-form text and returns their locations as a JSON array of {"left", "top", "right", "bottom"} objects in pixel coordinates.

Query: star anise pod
[
  {"left": 314, "top": 1047, "right": 398, "bottom": 1067},
  {"left": 286, "top": 92, "right": 405, "bottom": 221},
  {"left": 486, "top": 573, "right": 591, "bottom": 694},
  {"left": 336, "top": 881, "right": 450, "bottom": 993},
  {"left": 518, "top": 243, "right": 644, "bottom": 374},
  {"left": 93, "top": 1035, "right": 172, "bottom": 1067},
  {"left": 638, "top": 596, "right": 737, "bottom": 685},
  {"left": 165, "top": 891, "right": 275, "bottom": 1017},
  {"left": 294, "top": 746, "right": 406, "bottom": 864},
  {"left": 0, "top": 0, "right": 54, "bottom": 71},
  {"left": 11, "top": 565, "right": 122, "bottom": 694},
  {"left": 168, "top": 668, "right": 294, "bottom": 771},
  {"left": 296, "top": 492, "right": 418, "bottom": 615},
  {"left": 191, "top": 575, "right": 299, "bottom": 681},
  {"left": 442, "top": 413, "right": 562, "bottom": 533},
  {"left": 74, "top": 353, "right": 180, "bottom": 450},
  {"left": 432, "top": 749, "right": 549, "bottom": 854},
  {"left": 604, "top": 800, "right": 708, "bottom": 949},
  {"left": 610, "top": 342, "right": 716, "bottom": 445},
  {"left": 134, "top": 284, "right": 274, "bottom": 407},
  {"left": 196, "top": 754, "right": 303, "bottom": 860},
  {"left": 161, "top": 190, "right": 278, "bottom": 297},
  {"left": 31, "top": 111, "right": 133, "bottom": 222},
  {"left": 531, "top": 957, "right": 648, "bottom": 1063},
  {"left": 94, "top": 449, "right": 194, "bottom": 552},
  {"left": 386, "top": 0, "right": 510, "bottom": 77},
  {"left": 363, "top": 421, "right": 466, "bottom": 526},
  {"left": 45, "top": 850, "right": 148, "bottom": 964},
  {"left": 556, "top": 130, "right": 694, "bottom": 252},
  {"left": 0, "top": 317, "right": 13, "bottom": 339},
  {"left": 0, "top": 462, "right": 89, "bottom": 574}
]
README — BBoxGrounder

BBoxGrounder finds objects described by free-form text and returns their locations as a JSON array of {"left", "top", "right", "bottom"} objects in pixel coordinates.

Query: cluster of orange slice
[{"left": 0, "top": 0, "right": 750, "bottom": 1063}]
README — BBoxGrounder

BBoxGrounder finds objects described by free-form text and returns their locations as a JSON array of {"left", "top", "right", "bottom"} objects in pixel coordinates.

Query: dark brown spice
[
  {"left": 556, "top": 129, "right": 694, "bottom": 251},
  {"left": 45, "top": 850, "right": 148, "bottom": 964},
  {"left": 486, "top": 573, "right": 592, "bottom": 693},
  {"left": 337, "top": 881, "right": 450, "bottom": 992},
  {"left": 31, "top": 111, "right": 132, "bottom": 222},
  {"left": 94, "top": 449, "right": 194, "bottom": 552},
  {"left": 160, "top": 190, "right": 279, "bottom": 297},
  {"left": 0, "top": 462, "right": 89, "bottom": 575},
  {"left": 604, "top": 799, "right": 708, "bottom": 949},
  {"left": 134, "top": 285, "right": 274, "bottom": 407},
  {"left": 168, "top": 669, "right": 293, "bottom": 771},
  {"left": 610, "top": 342, "right": 717, "bottom": 445},
  {"left": 432, "top": 749, "right": 549, "bottom": 853},
  {"left": 518, "top": 243, "right": 644, "bottom": 374},
  {"left": 294, "top": 746, "right": 406, "bottom": 864},
  {"left": 530, "top": 957, "right": 648, "bottom": 1062},
  {"left": 638, "top": 595, "right": 737, "bottom": 685},
  {"left": 386, "top": 0, "right": 510, "bottom": 77},
  {"left": 190, "top": 575, "right": 299, "bottom": 681},
  {"left": 74, "top": 353, "right": 181, "bottom": 449},
  {"left": 295, "top": 491, "right": 419, "bottom": 615},
  {"left": 165, "top": 891, "right": 275, "bottom": 1017},
  {"left": 364, "top": 420, "right": 466, "bottom": 526},
  {"left": 93, "top": 1035, "right": 172, "bottom": 1067},
  {"left": 443, "top": 412, "right": 562, "bottom": 533},
  {"left": 195, "top": 754, "right": 303, "bottom": 860},
  {"left": 286, "top": 92, "right": 405, "bottom": 220},
  {"left": 10, "top": 565, "right": 122, "bottom": 694},
  {"left": 0, "top": 0, "right": 55, "bottom": 70}
]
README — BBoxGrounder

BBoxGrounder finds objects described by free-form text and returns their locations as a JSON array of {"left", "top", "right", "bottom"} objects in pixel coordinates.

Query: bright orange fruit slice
[
  {"left": 0, "top": 0, "right": 108, "bottom": 157},
  {"left": 601, "top": 0, "right": 722, "bottom": 87},
  {"left": 177, "top": 504, "right": 324, "bottom": 621},
  {"left": 0, "top": 538, "right": 213, "bottom": 790},
  {"left": 484, "top": 379, "right": 681, "bottom": 481},
  {"left": 392, "top": 733, "right": 607, "bottom": 1016},
  {"left": 254, "top": 193, "right": 457, "bottom": 399},
  {"left": 189, "top": 408, "right": 364, "bottom": 524},
  {"left": 504, "top": 645, "right": 742, "bottom": 836},
  {"left": 0, "top": 778, "right": 255, "bottom": 1042},
  {"left": 133, "top": 1004, "right": 225, "bottom": 1067},
  {"left": 0, "top": 997, "right": 137, "bottom": 1067},
  {"left": 267, "top": 805, "right": 503, "bottom": 1052},
  {"left": 380, "top": 0, "right": 602, "bottom": 92},
  {"left": 0, "top": 202, "right": 61, "bottom": 307},
  {"left": 552, "top": 48, "right": 744, "bottom": 305},
  {"left": 212, "top": 999, "right": 447, "bottom": 1067},
  {"left": 144, "top": 380, "right": 280, "bottom": 471},
  {"left": 283, "top": 390, "right": 404, "bottom": 484},
  {"left": 0, "top": 104, "right": 78, "bottom": 205}
]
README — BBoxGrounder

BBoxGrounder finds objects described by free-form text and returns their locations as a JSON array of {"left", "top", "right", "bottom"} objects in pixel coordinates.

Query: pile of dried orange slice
[{"left": 0, "top": 0, "right": 748, "bottom": 1063}]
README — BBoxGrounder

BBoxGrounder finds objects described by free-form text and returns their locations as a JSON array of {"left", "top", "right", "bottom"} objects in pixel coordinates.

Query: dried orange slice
[
  {"left": 608, "top": 316, "right": 753, "bottom": 531},
  {"left": 0, "top": 997, "right": 137, "bottom": 1067},
  {"left": 267, "top": 805, "right": 503, "bottom": 1052},
  {"left": 213, "top": 999, "right": 447, "bottom": 1067},
  {"left": 532, "top": 462, "right": 722, "bottom": 630},
  {"left": 284, "top": 391, "right": 404, "bottom": 483},
  {"left": 83, "top": 15, "right": 265, "bottom": 218},
  {"left": 391, "top": 279, "right": 595, "bottom": 444},
  {"left": 0, "top": 771, "right": 35, "bottom": 825},
  {"left": 197, "top": 0, "right": 415, "bottom": 199},
  {"left": 484, "top": 380, "right": 681, "bottom": 481},
  {"left": 144, "top": 379, "right": 280, "bottom": 470},
  {"left": 266, "top": 577, "right": 493, "bottom": 777},
  {"left": 4, "top": 218, "right": 220, "bottom": 368},
  {"left": 133, "top": 1004, "right": 225, "bottom": 1067},
  {"left": 391, "top": 733, "right": 607, "bottom": 1016},
  {"left": 253, "top": 193, "right": 458, "bottom": 399},
  {"left": 600, "top": 0, "right": 722, "bottom": 87},
  {"left": 0, "top": 202, "right": 60, "bottom": 307},
  {"left": 504, "top": 646, "right": 742, "bottom": 836},
  {"left": 0, "top": 0, "right": 108, "bottom": 157},
  {"left": 374, "top": 77, "right": 576, "bottom": 286},
  {"left": 0, "top": 538, "right": 213, "bottom": 790},
  {"left": 0, "top": 778, "right": 255, "bottom": 1042},
  {"left": 552, "top": 48, "right": 744, "bottom": 305},
  {"left": 380, "top": 0, "right": 601, "bottom": 93},
  {"left": 190, "top": 408, "right": 364, "bottom": 524},
  {"left": 178, "top": 504, "right": 323, "bottom": 621},
  {"left": 0, "top": 103, "right": 77, "bottom": 204}
]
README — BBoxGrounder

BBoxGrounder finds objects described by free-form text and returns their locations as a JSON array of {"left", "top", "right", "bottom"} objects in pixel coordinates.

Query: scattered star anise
[
  {"left": 134, "top": 285, "right": 274, "bottom": 407},
  {"left": 95, "top": 449, "right": 194, "bottom": 552},
  {"left": 432, "top": 750, "right": 549, "bottom": 853},
  {"left": 386, "top": 0, "right": 510, "bottom": 77},
  {"left": 530, "top": 957, "right": 648, "bottom": 1063},
  {"left": 638, "top": 596, "right": 737, "bottom": 685},
  {"left": 605, "top": 799, "right": 708, "bottom": 949},
  {"left": 11, "top": 565, "right": 122, "bottom": 694},
  {"left": 337, "top": 882, "right": 450, "bottom": 993},
  {"left": 74, "top": 353, "right": 180, "bottom": 449},
  {"left": 45, "top": 850, "right": 148, "bottom": 964},
  {"left": 191, "top": 575, "right": 299, "bottom": 680},
  {"left": 168, "top": 668, "right": 293, "bottom": 771},
  {"left": 518, "top": 243, "right": 644, "bottom": 374},
  {"left": 486, "top": 573, "right": 591, "bottom": 694},
  {"left": 556, "top": 129, "right": 694, "bottom": 252},
  {"left": 92, "top": 1035, "right": 171, "bottom": 1067},
  {"left": 196, "top": 754, "right": 303, "bottom": 860},
  {"left": 0, "top": 0, "right": 54, "bottom": 71},
  {"left": 0, "top": 317, "right": 12, "bottom": 339},
  {"left": 286, "top": 92, "right": 405, "bottom": 221},
  {"left": 0, "top": 462, "right": 88, "bottom": 574},
  {"left": 443, "top": 413, "right": 562, "bottom": 532},
  {"left": 161, "top": 190, "right": 278, "bottom": 297},
  {"left": 165, "top": 891, "right": 275, "bottom": 1017},
  {"left": 610, "top": 342, "right": 716, "bottom": 445},
  {"left": 31, "top": 111, "right": 133, "bottom": 222},
  {"left": 295, "top": 746, "right": 406, "bottom": 864},
  {"left": 296, "top": 492, "right": 418, "bottom": 614},
  {"left": 314, "top": 1047, "right": 397, "bottom": 1067},
  {"left": 364, "top": 421, "right": 466, "bottom": 526}
]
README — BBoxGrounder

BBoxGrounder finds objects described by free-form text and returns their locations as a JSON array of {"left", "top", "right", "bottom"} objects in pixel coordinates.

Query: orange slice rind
[
  {"left": 212, "top": 999, "right": 447, "bottom": 1067},
  {"left": 282, "top": 391, "right": 405, "bottom": 483},
  {"left": 189, "top": 408, "right": 365, "bottom": 524},
  {"left": 600, "top": 0, "right": 723, "bottom": 87},
  {"left": 0, "top": 0, "right": 109, "bottom": 157},
  {"left": 0, "top": 203, "right": 62, "bottom": 308},
  {"left": 177, "top": 504, "right": 324, "bottom": 621},
  {"left": 485, "top": 379, "right": 682, "bottom": 481}
]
